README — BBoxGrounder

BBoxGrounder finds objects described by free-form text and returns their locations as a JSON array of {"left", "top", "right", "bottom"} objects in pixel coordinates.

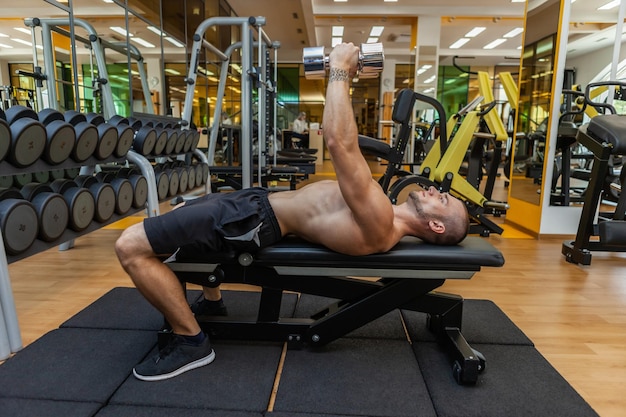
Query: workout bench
[{"left": 165, "top": 235, "right": 505, "bottom": 385}]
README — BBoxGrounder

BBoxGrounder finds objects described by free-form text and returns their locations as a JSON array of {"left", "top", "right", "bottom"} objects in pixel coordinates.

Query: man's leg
[{"left": 115, "top": 223, "right": 215, "bottom": 381}]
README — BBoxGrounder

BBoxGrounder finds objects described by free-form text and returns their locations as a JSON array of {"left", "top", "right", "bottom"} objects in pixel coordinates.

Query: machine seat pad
[
  {"left": 358, "top": 135, "right": 391, "bottom": 159},
  {"left": 176, "top": 236, "right": 505, "bottom": 271},
  {"left": 586, "top": 114, "right": 626, "bottom": 154}
]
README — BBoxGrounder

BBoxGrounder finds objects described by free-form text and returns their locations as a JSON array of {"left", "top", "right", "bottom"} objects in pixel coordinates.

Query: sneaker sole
[{"left": 133, "top": 349, "right": 215, "bottom": 382}]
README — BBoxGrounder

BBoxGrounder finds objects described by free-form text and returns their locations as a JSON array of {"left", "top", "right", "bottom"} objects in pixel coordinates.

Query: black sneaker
[
  {"left": 133, "top": 334, "right": 215, "bottom": 381},
  {"left": 190, "top": 298, "right": 228, "bottom": 317}
]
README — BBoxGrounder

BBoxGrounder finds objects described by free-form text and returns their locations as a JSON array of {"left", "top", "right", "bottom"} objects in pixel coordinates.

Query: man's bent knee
[{"left": 115, "top": 223, "right": 152, "bottom": 266}]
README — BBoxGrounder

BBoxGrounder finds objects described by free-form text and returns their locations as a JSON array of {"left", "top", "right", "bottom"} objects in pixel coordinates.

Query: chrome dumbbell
[{"left": 303, "top": 42, "right": 384, "bottom": 80}]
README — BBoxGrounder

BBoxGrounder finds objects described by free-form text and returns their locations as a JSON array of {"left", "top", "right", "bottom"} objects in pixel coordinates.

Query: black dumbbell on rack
[
  {"left": 37, "top": 108, "right": 76, "bottom": 165},
  {"left": 73, "top": 175, "right": 116, "bottom": 223},
  {"left": 63, "top": 110, "right": 98, "bottom": 163},
  {"left": 19, "top": 182, "right": 69, "bottom": 242},
  {"left": 49, "top": 179, "right": 95, "bottom": 232},
  {"left": 0, "top": 187, "right": 39, "bottom": 255},
  {"left": 3, "top": 105, "right": 46, "bottom": 168}
]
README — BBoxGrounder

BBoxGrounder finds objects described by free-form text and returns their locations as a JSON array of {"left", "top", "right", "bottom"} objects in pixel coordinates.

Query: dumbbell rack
[{"left": 0, "top": 149, "right": 160, "bottom": 360}]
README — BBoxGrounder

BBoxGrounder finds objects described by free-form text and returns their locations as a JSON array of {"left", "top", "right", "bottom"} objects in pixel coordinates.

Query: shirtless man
[{"left": 115, "top": 42, "right": 469, "bottom": 381}]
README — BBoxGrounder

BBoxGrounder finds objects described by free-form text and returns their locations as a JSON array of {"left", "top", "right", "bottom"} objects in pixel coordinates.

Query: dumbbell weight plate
[
  {"left": 33, "top": 171, "right": 50, "bottom": 183},
  {"left": 0, "top": 199, "right": 39, "bottom": 255},
  {"left": 133, "top": 126, "right": 157, "bottom": 156},
  {"left": 9, "top": 118, "right": 46, "bottom": 167},
  {"left": 64, "top": 110, "right": 87, "bottom": 126},
  {"left": 201, "top": 163, "right": 209, "bottom": 184},
  {"left": 190, "top": 130, "right": 200, "bottom": 152},
  {"left": 72, "top": 122, "right": 98, "bottom": 162},
  {"left": 38, "top": 108, "right": 64, "bottom": 125},
  {"left": 155, "top": 171, "right": 169, "bottom": 201},
  {"left": 13, "top": 173, "right": 33, "bottom": 188},
  {"left": 153, "top": 129, "right": 168, "bottom": 156},
  {"left": 174, "top": 130, "right": 186, "bottom": 154},
  {"left": 175, "top": 167, "right": 188, "bottom": 194},
  {"left": 182, "top": 130, "right": 195, "bottom": 153},
  {"left": 0, "top": 119, "right": 10, "bottom": 162},
  {"left": 44, "top": 120, "right": 75, "bottom": 164},
  {"left": 89, "top": 182, "right": 116, "bottom": 223},
  {"left": 128, "top": 174, "right": 148, "bottom": 209},
  {"left": 194, "top": 164, "right": 204, "bottom": 186},
  {"left": 109, "top": 177, "right": 133, "bottom": 215},
  {"left": 115, "top": 125, "right": 134, "bottom": 157},
  {"left": 164, "top": 129, "right": 178, "bottom": 155},
  {"left": 0, "top": 176, "right": 13, "bottom": 188},
  {"left": 94, "top": 123, "right": 118, "bottom": 160},
  {"left": 49, "top": 169, "right": 65, "bottom": 181},
  {"left": 166, "top": 169, "right": 179, "bottom": 197},
  {"left": 187, "top": 166, "right": 196, "bottom": 190},
  {"left": 85, "top": 112, "right": 105, "bottom": 126},
  {"left": 50, "top": 179, "right": 95, "bottom": 232},
  {"left": 302, "top": 46, "right": 327, "bottom": 80},
  {"left": 31, "top": 192, "right": 69, "bottom": 242}
]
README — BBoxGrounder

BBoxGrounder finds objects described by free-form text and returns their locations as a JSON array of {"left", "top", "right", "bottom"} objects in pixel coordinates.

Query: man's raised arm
[{"left": 322, "top": 43, "right": 394, "bottom": 237}]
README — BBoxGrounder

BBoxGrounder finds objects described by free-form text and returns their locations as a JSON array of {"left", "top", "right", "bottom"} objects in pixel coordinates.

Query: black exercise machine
[
  {"left": 562, "top": 81, "right": 626, "bottom": 265},
  {"left": 165, "top": 235, "right": 505, "bottom": 385}
]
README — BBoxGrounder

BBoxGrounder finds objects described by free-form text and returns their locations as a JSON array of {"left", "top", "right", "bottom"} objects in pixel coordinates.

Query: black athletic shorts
[{"left": 143, "top": 188, "right": 282, "bottom": 257}]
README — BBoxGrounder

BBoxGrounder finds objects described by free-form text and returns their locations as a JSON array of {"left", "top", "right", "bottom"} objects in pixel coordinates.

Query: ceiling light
[
  {"left": 503, "top": 28, "right": 523, "bottom": 38},
  {"left": 384, "top": 0, "right": 398, "bottom": 2},
  {"left": 483, "top": 38, "right": 507, "bottom": 49},
  {"left": 110, "top": 26, "right": 131, "bottom": 37},
  {"left": 333, "top": 0, "right": 348, "bottom": 2},
  {"left": 449, "top": 38, "right": 470, "bottom": 49},
  {"left": 424, "top": 76, "right": 436, "bottom": 83},
  {"left": 102, "top": 0, "right": 114, "bottom": 3},
  {"left": 165, "top": 68, "right": 181, "bottom": 75},
  {"left": 165, "top": 37, "right": 185, "bottom": 47},
  {"left": 465, "top": 27, "right": 486, "bottom": 37},
  {"left": 11, "top": 38, "right": 32, "bottom": 46},
  {"left": 332, "top": 37, "right": 342, "bottom": 47},
  {"left": 14, "top": 27, "right": 31, "bottom": 35},
  {"left": 367, "top": 37, "right": 378, "bottom": 43},
  {"left": 598, "top": 1, "right": 620, "bottom": 10},
  {"left": 147, "top": 26, "right": 165, "bottom": 36},
  {"left": 0, "top": 33, "right": 8, "bottom": 38},
  {"left": 0, "top": 43, "right": 13, "bottom": 48},
  {"left": 511, "top": 0, "right": 525, "bottom": 2},
  {"left": 370, "top": 26, "right": 384, "bottom": 37},
  {"left": 332, "top": 26, "right": 344, "bottom": 37},
  {"left": 131, "top": 37, "right": 155, "bottom": 48}
]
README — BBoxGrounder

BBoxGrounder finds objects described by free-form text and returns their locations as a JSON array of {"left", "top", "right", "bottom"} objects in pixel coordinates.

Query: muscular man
[{"left": 115, "top": 43, "right": 469, "bottom": 381}]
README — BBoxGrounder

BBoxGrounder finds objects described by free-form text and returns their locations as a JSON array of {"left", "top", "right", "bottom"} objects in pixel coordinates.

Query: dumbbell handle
[{"left": 303, "top": 43, "right": 384, "bottom": 80}]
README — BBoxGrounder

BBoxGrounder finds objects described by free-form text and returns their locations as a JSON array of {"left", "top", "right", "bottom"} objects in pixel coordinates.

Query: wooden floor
[{"left": 3, "top": 160, "right": 626, "bottom": 417}]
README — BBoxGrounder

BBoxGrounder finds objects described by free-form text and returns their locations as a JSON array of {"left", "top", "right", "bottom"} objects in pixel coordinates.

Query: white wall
[{"left": 566, "top": 41, "right": 626, "bottom": 86}]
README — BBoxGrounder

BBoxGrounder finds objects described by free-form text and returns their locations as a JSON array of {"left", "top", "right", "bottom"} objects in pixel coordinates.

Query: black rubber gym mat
[
  {"left": 109, "top": 340, "right": 283, "bottom": 413},
  {"left": 273, "top": 338, "right": 436, "bottom": 416},
  {"left": 94, "top": 405, "right": 263, "bottom": 417},
  {"left": 414, "top": 342, "right": 599, "bottom": 417},
  {"left": 0, "top": 327, "right": 155, "bottom": 402},
  {"left": 0, "top": 398, "right": 102, "bottom": 417},
  {"left": 402, "top": 298, "right": 534, "bottom": 345}
]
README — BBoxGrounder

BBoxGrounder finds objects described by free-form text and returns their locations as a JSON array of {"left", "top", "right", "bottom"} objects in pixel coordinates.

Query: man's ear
[{"left": 428, "top": 219, "right": 445, "bottom": 234}]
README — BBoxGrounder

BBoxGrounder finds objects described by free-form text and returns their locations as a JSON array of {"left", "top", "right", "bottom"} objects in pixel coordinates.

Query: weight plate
[
  {"left": 45, "top": 120, "right": 75, "bottom": 164},
  {"left": 156, "top": 172, "right": 169, "bottom": 200},
  {"left": 33, "top": 171, "right": 50, "bottom": 184},
  {"left": 0, "top": 199, "right": 38, "bottom": 255},
  {"left": 72, "top": 122, "right": 98, "bottom": 162},
  {"left": 110, "top": 178, "right": 133, "bottom": 215},
  {"left": 0, "top": 175, "right": 14, "bottom": 188},
  {"left": 95, "top": 124, "right": 118, "bottom": 160},
  {"left": 187, "top": 166, "right": 196, "bottom": 189},
  {"left": 38, "top": 108, "right": 64, "bottom": 125},
  {"left": 176, "top": 168, "right": 188, "bottom": 194},
  {"left": 65, "top": 187, "right": 95, "bottom": 231},
  {"left": 12, "top": 173, "right": 33, "bottom": 188},
  {"left": 190, "top": 130, "right": 200, "bottom": 152},
  {"left": 182, "top": 130, "right": 194, "bottom": 153},
  {"left": 0, "top": 119, "right": 10, "bottom": 162},
  {"left": 115, "top": 125, "right": 134, "bottom": 157},
  {"left": 90, "top": 183, "right": 115, "bottom": 222},
  {"left": 133, "top": 126, "right": 156, "bottom": 156},
  {"left": 130, "top": 175, "right": 148, "bottom": 208},
  {"left": 10, "top": 119, "right": 46, "bottom": 167},
  {"left": 174, "top": 131, "right": 186, "bottom": 154},
  {"left": 167, "top": 169, "right": 179, "bottom": 197},
  {"left": 164, "top": 130, "right": 178, "bottom": 155},
  {"left": 194, "top": 164, "right": 203, "bottom": 186},
  {"left": 153, "top": 129, "right": 168, "bottom": 155},
  {"left": 32, "top": 193, "right": 69, "bottom": 242}
]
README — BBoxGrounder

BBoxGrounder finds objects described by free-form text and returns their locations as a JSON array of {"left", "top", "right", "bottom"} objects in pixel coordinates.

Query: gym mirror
[{"left": 509, "top": 0, "right": 561, "bottom": 207}]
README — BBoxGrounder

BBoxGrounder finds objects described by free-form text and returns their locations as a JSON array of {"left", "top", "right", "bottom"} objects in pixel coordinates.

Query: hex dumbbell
[{"left": 303, "top": 42, "right": 384, "bottom": 80}]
